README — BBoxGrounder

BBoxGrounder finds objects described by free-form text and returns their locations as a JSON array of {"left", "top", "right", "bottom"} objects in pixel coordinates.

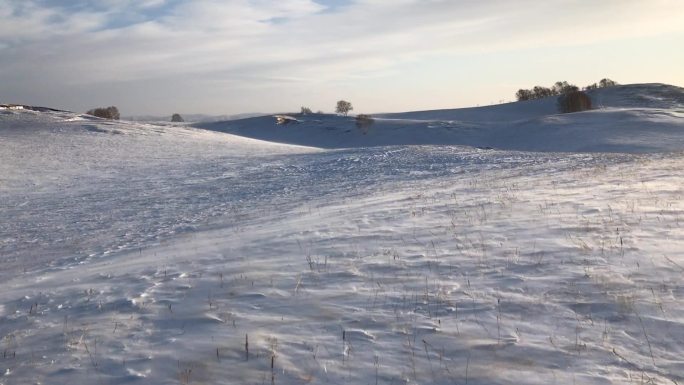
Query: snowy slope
[
  {"left": 197, "top": 84, "right": 684, "bottom": 152},
  {"left": 0, "top": 109, "right": 317, "bottom": 280},
  {"left": 378, "top": 83, "right": 684, "bottom": 120},
  {"left": 2, "top": 87, "right": 684, "bottom": 385}
]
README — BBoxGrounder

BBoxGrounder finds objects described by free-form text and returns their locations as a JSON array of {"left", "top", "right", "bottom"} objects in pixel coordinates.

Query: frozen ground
[{"left": 1, "top": 84, "right": 684, "bottom": 384}]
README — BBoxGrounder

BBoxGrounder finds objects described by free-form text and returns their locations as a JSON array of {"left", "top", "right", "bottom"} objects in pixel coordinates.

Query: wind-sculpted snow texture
[{"left": 1, "top": 85, "right": 684, "bottom": 385}]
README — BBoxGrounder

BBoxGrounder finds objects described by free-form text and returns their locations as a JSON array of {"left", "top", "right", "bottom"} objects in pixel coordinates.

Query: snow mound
[{"left": 196, "top": 83, "right": 684, "bottom": 153}]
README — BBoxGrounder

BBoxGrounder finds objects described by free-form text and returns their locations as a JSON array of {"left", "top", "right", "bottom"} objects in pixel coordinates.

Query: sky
[{"left": 1, "top": 0, "right": 683, "bottom": 116}]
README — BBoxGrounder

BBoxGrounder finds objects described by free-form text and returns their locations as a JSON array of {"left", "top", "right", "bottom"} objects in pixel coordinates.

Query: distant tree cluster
[
  {"left": 516, "top": 79, "right": 618, "bottom": 101},
  {"left": 584, "top": 78, "right": 618, "bottom": 90},
  {"left": 86, "top": 106, "right": 120, "bottom": 120},
  {"left": 171, "top": 113, "right": 184, "bottom": 122},
  {"left": 300, "top": 106, "right": 313, "bottom": 115},
  {"left": 516, "top": 81, "right": 579, "bottom": 101}
]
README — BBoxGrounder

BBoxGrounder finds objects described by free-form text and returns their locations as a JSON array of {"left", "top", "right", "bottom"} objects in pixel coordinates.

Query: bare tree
[
  {"left": 532, "top": 86, "right": 554, "bottom": 98},
  {"left": 552, "top": 81, "right": 578, "bottom": 95},
  {"left": 335, "top": 100, "right": 353, "bottom": 116},
  {"left": 516, "top": 89, "right": 534, "bottom": 101},
  {"left": 599, "top": 78, "right": 618, "bottom": 88}
]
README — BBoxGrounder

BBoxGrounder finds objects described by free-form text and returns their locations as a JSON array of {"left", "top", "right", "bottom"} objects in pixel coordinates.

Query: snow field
[{"left": 1, "top": 84, "right": 684, "bottom": 384}]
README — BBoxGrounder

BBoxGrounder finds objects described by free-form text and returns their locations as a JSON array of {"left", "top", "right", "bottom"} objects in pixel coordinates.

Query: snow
[
  {"left": 198, "top": 83, "right": 684, "bottom": 152},
  {"left": 1, "top": 84, "right": 684, "bottom": 385}
]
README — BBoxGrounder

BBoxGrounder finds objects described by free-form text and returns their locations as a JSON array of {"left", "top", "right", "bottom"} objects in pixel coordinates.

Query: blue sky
[{"left": 1, "top": 0, "right": 683, "bottom": 115}]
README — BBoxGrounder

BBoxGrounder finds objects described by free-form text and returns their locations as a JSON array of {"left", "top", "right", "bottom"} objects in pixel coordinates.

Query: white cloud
[
  {"left": 1, "top": 0, "right": 683, "bottom": 113},
  {"left": 0, "top": 3, "right": 105, "bottom": 40}
]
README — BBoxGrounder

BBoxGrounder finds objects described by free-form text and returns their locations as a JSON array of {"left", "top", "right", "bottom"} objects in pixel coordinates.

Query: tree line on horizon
[
  {"left": 516, "top": 78, "right": 617, "bottom": 101},
  {"left": 85, "top": 106, "right": 185, "bottom": 122},
  {"left": 299, "top": 100, "right": 354, "bottom": 116},
  {"left": 85, "top": 78, "right": 619, "bottom": 122}
]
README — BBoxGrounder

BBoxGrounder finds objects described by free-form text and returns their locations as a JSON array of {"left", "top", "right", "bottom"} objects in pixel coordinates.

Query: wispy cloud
[{"left": 1, "top": 0, "right": 683, "bottom": 114}]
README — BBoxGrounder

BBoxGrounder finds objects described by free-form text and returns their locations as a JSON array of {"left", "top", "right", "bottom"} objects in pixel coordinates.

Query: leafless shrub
[
  {"left": 86, "top": 106, "right": 120, "bottom": 120},
  {"left": 557, "top": 91, "right": 592, "bottom": 113},
  {"left": 355, "top": 114, "right": 374, "bottom": 135}
]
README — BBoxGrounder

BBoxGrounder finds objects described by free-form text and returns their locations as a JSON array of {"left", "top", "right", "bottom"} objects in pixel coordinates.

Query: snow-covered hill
[
  {"left": 197, "top": 83, "right": 684, "bottom": 152},
  {"left": 1, "top": 85, "right": 684, "bottom": 385}
]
